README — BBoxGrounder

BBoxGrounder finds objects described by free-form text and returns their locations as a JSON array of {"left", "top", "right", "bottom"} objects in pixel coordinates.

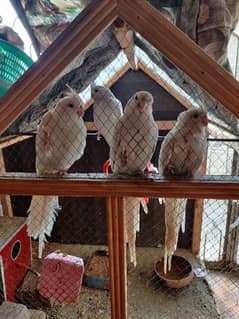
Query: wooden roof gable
[{"left": 1, "top": 0, "right": 239, "bottom": 135}]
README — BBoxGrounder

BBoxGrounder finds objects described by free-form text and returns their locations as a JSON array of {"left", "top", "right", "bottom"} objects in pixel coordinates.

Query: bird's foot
[
  {"left": 55, "top": 169, "right": 67, "bottom": 176},
  {"left": 146, "top": 162, "right": 158, "bottom": 174},
  {"left": 97, "top": 132, "right": 101, "bottom": 141},
  {"left": 166, "top": 164, "right": 176, "bottom": 176},
  {"left": 120, "top": 149, "right": 128, "bottom": 165}
]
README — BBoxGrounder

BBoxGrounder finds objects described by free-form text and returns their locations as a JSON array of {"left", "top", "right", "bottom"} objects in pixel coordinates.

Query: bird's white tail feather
[
  {"left": 125, "top": 197, "right": 142, "bottom": 267},
  {"left": 140, "top": 198, "right": 148, "bottom": 215},
  {"left": 164, "top": 198, "right": 186, "bottom": 273},
  {"left": 27, "top": 195, "right": 60, "bottom": 258}
]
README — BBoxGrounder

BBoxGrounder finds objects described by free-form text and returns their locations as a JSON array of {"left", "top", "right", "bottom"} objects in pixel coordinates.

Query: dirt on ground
[{"left": 29, "top": 242, "right": 220, "bottom": 319}]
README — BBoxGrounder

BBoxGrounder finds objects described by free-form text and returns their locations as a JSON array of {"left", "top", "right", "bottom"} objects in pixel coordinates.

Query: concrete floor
[
  {"left": 29, "top": 242, "right": 221, "bottom": 319},
  {"left": 207, "top": 271, "right": 239, "bottom": 319}
]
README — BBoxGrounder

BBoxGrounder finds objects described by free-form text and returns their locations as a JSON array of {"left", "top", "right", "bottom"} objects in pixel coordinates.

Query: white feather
[
  {"left": 92, "top": 85, "right": 123, "bottom": 148},
  {"left": 27, "top": 87, "right": 87, "bottom": 258},
  {"left": 110, "top": 91, "right": 158, "bottom": 266},
  {"left": 159, "top": 108, "right": 208, "bottom": 273}
]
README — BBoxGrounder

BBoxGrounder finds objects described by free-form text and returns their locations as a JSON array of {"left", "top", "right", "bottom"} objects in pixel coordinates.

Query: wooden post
[
  {"left": 192, "top": 146, "right": 208, "bottom": 255},
  {"left": 0, "top": 150, "right": 13, "bottom": 217},
  {"left": 107, "top": 196, "right": 127, "bottom": 319}
]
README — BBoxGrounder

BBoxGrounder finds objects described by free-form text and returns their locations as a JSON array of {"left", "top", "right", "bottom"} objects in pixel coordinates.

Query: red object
[
  {"left": 146, "top": 162, "right": 158, "bottom": 173},
  {"left": 38, "top": 251, "right": 84, "bottom": 303},
  {"left": 103, "top": 160, "right": 154, "bottom": 204},
  {"left": 0, "top": 218, "right": 31, "bottom": 302},
  {"left": 103, "top": 159, "right": 111, "bottom": 174}
]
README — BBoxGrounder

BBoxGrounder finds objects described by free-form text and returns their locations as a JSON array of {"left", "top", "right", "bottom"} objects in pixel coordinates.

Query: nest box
[{"left": 0, "top": 216, "right": 31, "bottom": 302}]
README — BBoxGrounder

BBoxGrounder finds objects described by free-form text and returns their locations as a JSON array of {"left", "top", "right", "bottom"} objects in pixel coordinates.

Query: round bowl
[{"left": 154, "top": 255, "right": 194, "bottom": 288}]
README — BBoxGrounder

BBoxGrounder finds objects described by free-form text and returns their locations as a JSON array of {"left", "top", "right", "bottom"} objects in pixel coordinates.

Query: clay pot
[{"left": 154, "top": 255, "right": 194, "bottom": 288}]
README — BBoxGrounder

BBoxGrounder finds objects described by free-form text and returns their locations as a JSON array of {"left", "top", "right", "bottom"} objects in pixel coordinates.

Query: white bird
[
  {"left": 91, "top": 85, "right": 123, "bottom": 148},
  {"left": 110, "top": 91, "right": 158, "bottom": 266},
  {"left": 158, "top": 108, "right": 208, "bottom": 273},
  {"left": 27, "top": 86, "right": 87, "bottom": 258},
  {"left": 110, "top": 91, "right": 158, "bottom": 175}
]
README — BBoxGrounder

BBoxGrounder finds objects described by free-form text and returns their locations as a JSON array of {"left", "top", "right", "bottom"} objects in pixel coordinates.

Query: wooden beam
[
  {"left": 118, "top": 0, "right": 239, "bottom": 118},
  {"left": 85, "top": 121, "right": 175, "bottom": 131},
  {"left": 107, "top": 197, "right": 117, "bottom": 319},
  {"left": 0, "top": 0, "right": 118, "bottom": 134},
  {"left": 0, "top": 151, "right": 13, "bottom": 217},
  {"left": 118, "top": 197, "right": 127, "bottom": 318},
  {"left": 192, "top": 147, "right": 208, "bottom": 255},
  {"left": 0, "top": 173, "right": 238, "bottom": 199},
  {"left": 0, "top": 135, "right": 33, "bottom": 149},
  {"left": 107, "top": 197, "right": 127, "bottom": 319},
  {"left": 138, "top": 61, "right": 193, "bottom": 110}
]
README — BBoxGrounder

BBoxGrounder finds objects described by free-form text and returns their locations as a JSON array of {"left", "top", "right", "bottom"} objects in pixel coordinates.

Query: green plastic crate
[{"left": 0, "top": 39, "right": 33, "bottom": 96}]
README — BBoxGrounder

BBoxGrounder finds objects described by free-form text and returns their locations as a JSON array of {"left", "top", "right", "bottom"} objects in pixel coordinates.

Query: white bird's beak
[
  {"left": 137, "top": 100, "right": 147, "bottom": 112},
  {"left": 200, "top": 114, "right": 208, "bottom": 126},
  {"left": 76, "top": 106, "right": 84, "bottom": 117}
]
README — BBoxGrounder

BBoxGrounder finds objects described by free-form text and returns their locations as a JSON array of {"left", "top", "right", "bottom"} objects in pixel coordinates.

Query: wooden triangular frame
[{"left": 0, "top": 0, "right": 239, "bottom": 134}]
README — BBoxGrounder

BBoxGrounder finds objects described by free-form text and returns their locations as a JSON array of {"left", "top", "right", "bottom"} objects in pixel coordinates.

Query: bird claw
[
  {"left": 56, "top": 170, "right": 67, "bottom": 176},
  {"left": 120, "top": 149, "right": 128, "bottom": 165},
  {"left": 166, "top": 164, "right": 176, "bottom": 176},
  {"left": 96, "top": 132, "right": 101, "bottom": 141}
]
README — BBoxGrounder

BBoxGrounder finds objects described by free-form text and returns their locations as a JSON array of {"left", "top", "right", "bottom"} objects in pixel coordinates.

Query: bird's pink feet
[
  {"left": 120, "top": 149, "right": 128, "bottom": 165},
  {"left": 165, "top": 164, "right": 176, "bottom": 176},
  {"left": 97, "top": 131, "right": 101, "bottom": 141},
  {"left": 56, "top": 169, "right": 67, "bottom": 176}
]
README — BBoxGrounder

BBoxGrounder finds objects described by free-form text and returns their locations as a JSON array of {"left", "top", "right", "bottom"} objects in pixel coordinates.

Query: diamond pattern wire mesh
[{"left": 0, "top": 4, "right": 239, "bottom": 318}]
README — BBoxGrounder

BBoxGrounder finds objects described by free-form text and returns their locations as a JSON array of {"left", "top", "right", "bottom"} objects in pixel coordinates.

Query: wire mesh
[{"left": 0, "top": 2, "right": 239, "bottom": 318}]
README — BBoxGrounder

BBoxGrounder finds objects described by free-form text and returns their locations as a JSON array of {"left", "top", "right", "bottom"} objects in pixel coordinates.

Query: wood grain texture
[
  {"left": 85, "top": 121, "right": 175, "bottom": 131},
  {"left": 107, "top": 197, "right": 127, "bottom": 319},
  {"left": 106, "top": 197, "right": 117, "bottom": 319},
  {"left": 0, "top": 150, "right": 13, "bottom": 217},
  {"left": 138, "top": 61, "right": 193, "bottom": 111},
  {"left": 117, "top": 197, "right": 127, "bottom": 318},
  {"left": 0, "top": 173, "right": 238, "bottom": 199},
  {"left": 118, "top": 0, "right": 239, "bottom": 118},
  {"left": 192, "top": 150, "right": 208, "bottom": 255},
  {"left": 0, "top": 0, "right": 118, "bottom": 134},
  {"left": 0, "top": 135, "right": 32, "bottom": 149}
]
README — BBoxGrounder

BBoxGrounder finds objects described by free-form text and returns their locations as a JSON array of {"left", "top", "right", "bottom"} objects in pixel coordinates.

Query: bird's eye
[
  {"left": 68, "top": 103, "right": 74, "bottom": 108},
  {"left": 135, "top": 95, "right": 138, "bottom": 101},
  {"left": 95, "top": 88, "right": 99, "bottom": 93},
  {"left": 193, "top": 113, "right": 199, "bottom": 119}
]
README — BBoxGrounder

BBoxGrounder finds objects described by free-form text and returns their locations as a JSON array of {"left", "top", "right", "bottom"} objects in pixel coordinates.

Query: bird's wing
[
  {"left": 110, "top": 119, "right": 126, "bottom": 171},
  {"left": 37, "top": 111, "right": 54, "bottom": 151},
  {"left": 150, "top": 121, "right": 159, "bottom": 158},
  {"left": 115, "top": 98, "right": 123, "bottom": 116},
  {"left": 159, "top": 133, "right": 176, "bottom": 174}
]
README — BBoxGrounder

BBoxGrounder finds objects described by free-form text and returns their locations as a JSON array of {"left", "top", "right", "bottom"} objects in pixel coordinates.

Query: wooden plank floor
[{"left": 207, "top": 271, "right": 239, "bottom": 319}]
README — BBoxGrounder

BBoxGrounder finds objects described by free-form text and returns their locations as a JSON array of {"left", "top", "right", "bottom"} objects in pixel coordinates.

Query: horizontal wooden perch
[{"left": 0, "top": 173, "right": 238, "bottom": 199}]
